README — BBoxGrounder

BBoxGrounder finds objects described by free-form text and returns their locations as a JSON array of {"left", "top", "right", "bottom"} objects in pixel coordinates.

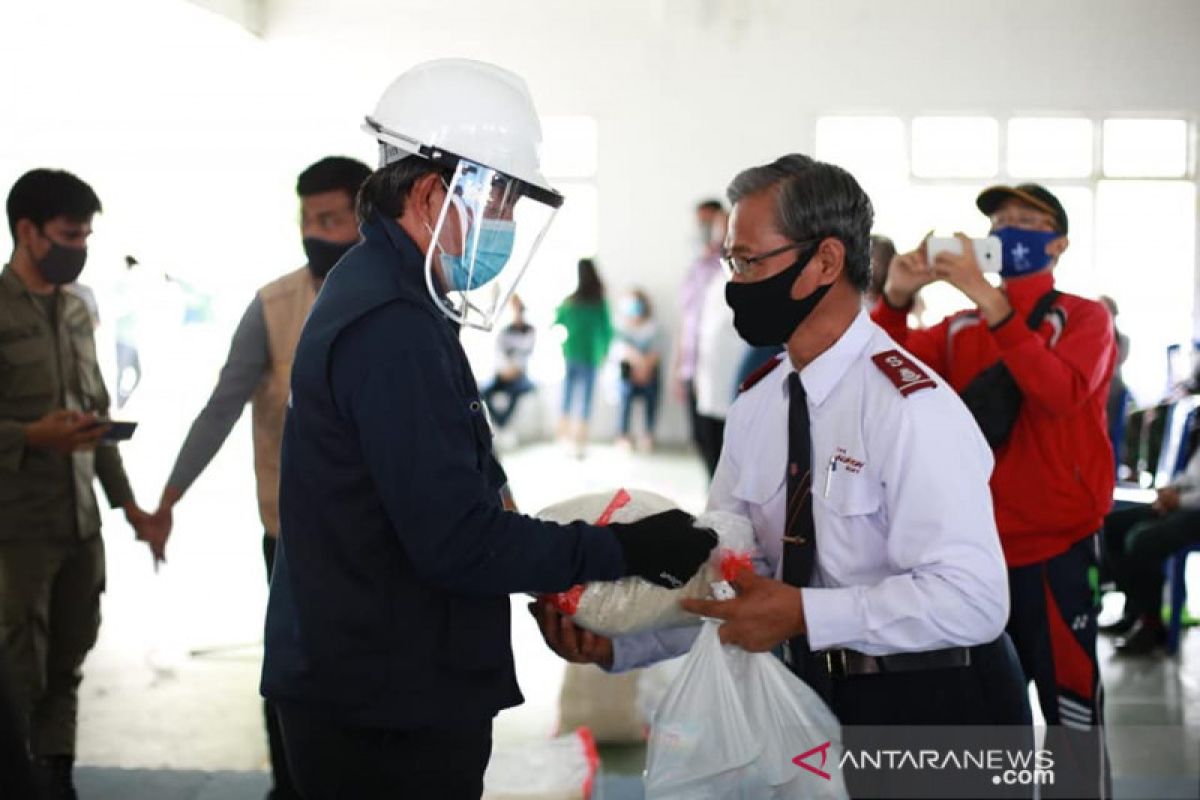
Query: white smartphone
[{"left": 926, "top": 235, "right": 1003, "bottom": 273}]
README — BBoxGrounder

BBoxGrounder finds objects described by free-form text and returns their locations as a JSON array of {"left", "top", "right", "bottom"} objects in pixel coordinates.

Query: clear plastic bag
[
  {"left": 645, "top": 621, "right": 849, "bottom": 800},
  {"left": 483, "top": 727, "right": 599, "bottom": 800},
  {"left": 536, "top": 489, "right": 757, "bottom": 637}
]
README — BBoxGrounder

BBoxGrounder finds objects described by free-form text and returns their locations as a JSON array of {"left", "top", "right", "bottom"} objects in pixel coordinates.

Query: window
[
  {"left": 1007, "top": 118, "right": 1093, "bottom": 178},
  {"left": 1096, "top": 180, "right": 1197, "bottom": 398},
  {"left": 911, "top": 117, "right": 999, "bottom": 178},
  {"left": 1103, "top": 119, "right": 1188, "bottom": 178},
  {"left": 816, "top": 113, "right": 1197, "bottom": 403}
]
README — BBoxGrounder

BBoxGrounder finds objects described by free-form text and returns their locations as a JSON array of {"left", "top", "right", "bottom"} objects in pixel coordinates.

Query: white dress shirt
[
  {"left": 610, "top": 310, "right": 1009, "bottom": 671},
  {"left": 693, "top": 275, "right": 744, "bottom": 419}
]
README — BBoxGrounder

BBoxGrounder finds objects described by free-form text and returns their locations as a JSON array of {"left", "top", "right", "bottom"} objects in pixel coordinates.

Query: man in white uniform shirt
[{"left": 533, "top": 155, "right": 1029, "bottom": 746}]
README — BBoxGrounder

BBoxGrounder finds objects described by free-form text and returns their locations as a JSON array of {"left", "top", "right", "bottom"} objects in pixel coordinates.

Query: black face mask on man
[
  {"left": 303, "top": 237, "right": 355, "bottom": 279},
  {"left": 35, "top": 239, "right": 88, "bottom": 286},
  {"left": 724, "top": 242, "right": 831, "bottom": 346}
]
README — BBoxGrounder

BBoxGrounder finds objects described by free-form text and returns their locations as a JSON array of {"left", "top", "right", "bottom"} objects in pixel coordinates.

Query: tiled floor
[{"left": 73, "top": 441, "right": 1199, "bottom": 798}]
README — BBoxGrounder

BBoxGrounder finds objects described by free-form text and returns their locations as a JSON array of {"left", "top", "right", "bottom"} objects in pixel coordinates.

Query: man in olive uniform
[{"left": 0, "top": 169, "right": 157, "bottom": 799}]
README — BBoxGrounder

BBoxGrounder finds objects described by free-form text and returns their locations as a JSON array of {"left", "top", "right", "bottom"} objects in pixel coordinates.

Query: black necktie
[
  {"left": 782, "top": 372, "right": 817, "bottom": 587},
  {"left": 781, "top": 372, "right": 826, "bottom": 692}
]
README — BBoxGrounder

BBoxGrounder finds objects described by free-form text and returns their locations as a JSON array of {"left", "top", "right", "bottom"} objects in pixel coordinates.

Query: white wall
[{"left": 2, "top": 0, "right": 1197, "bottom": 441}]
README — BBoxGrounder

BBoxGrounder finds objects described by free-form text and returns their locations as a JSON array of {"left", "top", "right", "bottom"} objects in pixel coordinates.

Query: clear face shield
[{"left": 426, "top": 160, "right": 559, "bottom": 331}]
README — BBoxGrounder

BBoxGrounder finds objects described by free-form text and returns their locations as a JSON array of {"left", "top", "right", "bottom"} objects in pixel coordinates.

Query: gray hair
[{"left": 726, "top": 154, "right": 874, "bottom": 291}]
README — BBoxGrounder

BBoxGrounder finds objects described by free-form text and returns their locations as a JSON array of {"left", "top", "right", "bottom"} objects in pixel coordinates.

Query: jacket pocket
[{"left": 0, "top": 338, "right": 53, "bottom": 402}]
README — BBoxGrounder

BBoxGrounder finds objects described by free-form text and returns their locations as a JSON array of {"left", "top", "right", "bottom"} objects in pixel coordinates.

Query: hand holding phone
[
  {"left": 926, "top": 235, "right": 1002, "bottom": 272},
  {"left": 87, "top": 419, "right": 138, "bottom": 442}
]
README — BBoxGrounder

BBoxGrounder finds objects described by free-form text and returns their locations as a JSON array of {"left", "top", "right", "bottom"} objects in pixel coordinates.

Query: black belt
[{"left": 817, "top": 646, "right": 971, "bottom": 678}]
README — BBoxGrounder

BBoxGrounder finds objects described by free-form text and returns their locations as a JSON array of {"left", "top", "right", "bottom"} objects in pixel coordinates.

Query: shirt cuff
[
  {"left": 607, "top": 635, "right": 639, "bottom": 674},
  {"left": 802, "top": 586, "right": 865, "bottom": 650}
]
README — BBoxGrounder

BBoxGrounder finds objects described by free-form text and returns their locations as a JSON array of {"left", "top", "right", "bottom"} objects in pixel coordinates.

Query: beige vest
[{"left": 253, "top": 267, "right": 317, "bottom": 537}]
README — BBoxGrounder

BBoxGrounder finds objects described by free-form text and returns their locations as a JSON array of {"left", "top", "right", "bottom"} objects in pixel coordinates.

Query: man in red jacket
[{"left": 873, "top": 184, "right": 1114, "bottom": 799}]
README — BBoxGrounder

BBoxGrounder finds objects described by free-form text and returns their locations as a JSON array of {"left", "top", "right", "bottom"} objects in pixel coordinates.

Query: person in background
[
  {"left": 867, "top": 233, "right": 928, "bottom": 325},
  {"left": 1099, "top": 294, "right": 1131, "bottom": 471},
  {"left": 554, "top": 258, "right": 611, "bottom": 458},
  {"left": 1100, "top": 443, "right": 1200, "bottom": 655},
  {"left": 614, "top": 288, "right": 663, "bottom": 452},
  {"left": 113, "top": 255, "right": 143, "bottom": 407},
  {"left": 150, "top": 156, "right": 372, "bottom": 800},
  {"left": 692, "top": 265, "right": 744, "bottom": 458},
  {"left": 0, "top": 168, "right": 158, "bottom": 799},
  {"left": 670, "top": 199, "right": 727, "bottom": 476},
  {"left": 481, "top": 293, "right": 536, "bottom": 447},
  {"left": 875, "top": 183, "right": 1115, "bottom": 798}
]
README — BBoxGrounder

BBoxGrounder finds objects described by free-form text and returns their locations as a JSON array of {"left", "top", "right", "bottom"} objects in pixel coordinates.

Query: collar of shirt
[
  {"left": 778, "top": 309, "right": 876, "bottom": 406},
  {"left": 360, "top": 212, "right": 442, "bottom": 298},
  {"left": 1002, "top": 270, "right": 1056, "bottom": 312}
]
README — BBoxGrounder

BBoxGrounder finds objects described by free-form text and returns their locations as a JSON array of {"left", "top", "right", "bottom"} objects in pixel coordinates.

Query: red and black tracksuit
[{"left": 873, "top": 271, "right": 1116, "bottom": 798}]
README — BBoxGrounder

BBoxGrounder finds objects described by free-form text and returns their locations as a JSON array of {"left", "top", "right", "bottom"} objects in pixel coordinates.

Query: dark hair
[
  {"left": 570, "top": 258, "right": 605, "bottom": 304},
  {"left": 6, "top": 169, "right": 102, "bottom": 239},
  {"left": 696, "top": 199, "right": 724, "bottom": 214},
  {"left": 726, "top": 154, "right": 874, "bottom": 292},
  {"left": 356, "top": 155, "right": 454, "bottom": 224},
  {"left": 297, "top": 156, "right": 372, "bottom": 202}
]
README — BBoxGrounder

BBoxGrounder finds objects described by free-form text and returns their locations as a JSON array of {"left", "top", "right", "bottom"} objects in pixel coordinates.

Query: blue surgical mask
[
  {"left": 994, "top": 226, "right": 1060, "bottom": 278},
  {"left": 622, "top": 298, "right": 646, "bottom": 318},
  {"left": 443, "top": 219, "right": 516, "bottom": 292}
]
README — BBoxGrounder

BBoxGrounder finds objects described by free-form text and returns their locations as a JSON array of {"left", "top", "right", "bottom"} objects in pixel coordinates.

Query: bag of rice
[{"left": 536, "top": 489, "right": 756, "bottom": 637}]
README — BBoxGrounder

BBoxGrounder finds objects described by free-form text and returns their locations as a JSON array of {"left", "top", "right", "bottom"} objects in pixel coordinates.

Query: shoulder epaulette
[
  {"left": 870, "top": 350, "right": 937, "bottom": 397},
  {"left": 738, "top": 354, "right": 785, "bottom": 393}
]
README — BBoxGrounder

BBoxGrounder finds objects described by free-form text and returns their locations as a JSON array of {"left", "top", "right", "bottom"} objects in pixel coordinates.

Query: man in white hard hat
[{"left": 259, "top": 59, "right": 717, "bottom": 798}]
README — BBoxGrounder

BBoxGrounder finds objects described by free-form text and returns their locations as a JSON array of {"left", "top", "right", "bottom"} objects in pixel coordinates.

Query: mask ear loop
[{"left": 424, "top": 184, "right": 473, "bottom": 296}]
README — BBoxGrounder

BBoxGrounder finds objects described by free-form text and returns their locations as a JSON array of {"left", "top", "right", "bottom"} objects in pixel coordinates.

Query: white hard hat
[
  {"left": 363, "top": 58, "right": 561, "bottom": 209},
  {"left": 362, "top": 58, "right": 564, "bottom": 331}
]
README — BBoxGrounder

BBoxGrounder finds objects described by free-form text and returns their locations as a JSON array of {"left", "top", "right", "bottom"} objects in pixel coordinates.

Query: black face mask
[
  {"left": 724, "top": 245, "right": 831, "bottom": 346},
  {"left": 303, "top": 237, "right": 355, "bottom": 279},
  {"left": 35, "top": 241, "right": 88, "bottom": 286}
]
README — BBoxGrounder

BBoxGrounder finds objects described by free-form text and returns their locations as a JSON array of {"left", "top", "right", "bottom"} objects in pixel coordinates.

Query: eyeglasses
[{"left": 720, "top": 239, "right": 818, "bottom": 278}]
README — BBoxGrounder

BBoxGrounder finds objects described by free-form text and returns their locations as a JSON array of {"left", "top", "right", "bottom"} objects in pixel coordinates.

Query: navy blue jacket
[{"left": 261, "top": 214, "right": 624, "bottom": 729}]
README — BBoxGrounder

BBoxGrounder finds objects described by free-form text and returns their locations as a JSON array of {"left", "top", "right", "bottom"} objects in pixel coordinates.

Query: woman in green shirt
[{"left": 554, "top": 258, "right": 612, "bottom": 456}]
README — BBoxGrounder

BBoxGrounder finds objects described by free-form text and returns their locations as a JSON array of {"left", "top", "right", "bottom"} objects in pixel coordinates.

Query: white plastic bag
[
  {"left": 636, "top": 654, "right": 686, "bottom": 726},
  {"left": 483, "top": 727, "right": 599, "bottom": 800},
  {"left": 536, "top": 489, "right": 756, "bottom": 637},
  {"left": 645, "top": 621, "right": 849, "bottom": 800}
]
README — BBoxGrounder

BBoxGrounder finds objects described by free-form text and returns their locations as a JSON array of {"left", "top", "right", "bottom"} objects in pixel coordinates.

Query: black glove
[{"left": 609, "top": 509, "right": 719, "bottom": 589}]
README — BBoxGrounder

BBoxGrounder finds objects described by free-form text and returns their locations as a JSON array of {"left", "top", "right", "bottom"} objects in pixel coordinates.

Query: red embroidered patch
[{"left": 870, "top": 350, "right": 938, "bottom": 397}]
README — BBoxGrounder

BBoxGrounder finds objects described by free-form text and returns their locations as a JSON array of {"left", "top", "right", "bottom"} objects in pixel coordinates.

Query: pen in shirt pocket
[{"left": 825, "top": 455, "right": 836, "bottom": 497}]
